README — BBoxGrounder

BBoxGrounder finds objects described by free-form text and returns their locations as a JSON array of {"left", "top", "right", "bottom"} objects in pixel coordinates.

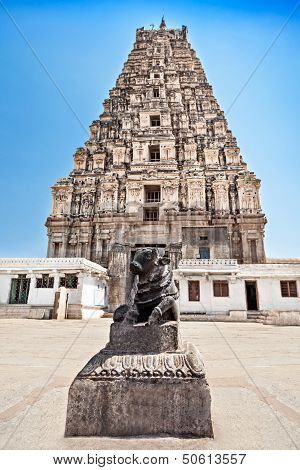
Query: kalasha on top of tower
[
  {"left": 160, "top": 16, "right": 166, "bottom": 29},
  {"left": 136, "top": 18, "right": 188, "bottom": 40}
]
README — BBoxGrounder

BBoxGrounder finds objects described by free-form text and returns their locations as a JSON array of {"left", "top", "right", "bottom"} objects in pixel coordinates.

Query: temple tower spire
[{"left": 46, "top": 22, "right": 267, "bottom": 310}]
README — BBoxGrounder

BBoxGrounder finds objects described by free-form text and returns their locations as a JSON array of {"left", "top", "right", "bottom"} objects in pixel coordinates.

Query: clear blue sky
[{"left": 0, "top": 0, "right": 299, "bottom": 258}]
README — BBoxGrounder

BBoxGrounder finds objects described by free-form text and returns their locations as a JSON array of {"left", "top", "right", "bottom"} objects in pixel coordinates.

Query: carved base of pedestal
[{"left": 65, "top": 334, "right": 214, "bottom": 438}]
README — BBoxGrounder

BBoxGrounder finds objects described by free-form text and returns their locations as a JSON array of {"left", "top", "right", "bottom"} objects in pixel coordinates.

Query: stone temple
[{"left": 45, "top": 19, "right": 267, "bottom": 311}]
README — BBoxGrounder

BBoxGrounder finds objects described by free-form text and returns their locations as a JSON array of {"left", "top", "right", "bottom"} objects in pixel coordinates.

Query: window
[
  {"left": 150, "top": 115, "right": 160, "bottom": 127},
  {"left": 144, "top": 208, "right": 159, "bottom": 221},
  {"left": 199, "top": 247, "right": 210, "bottom": 259},
  {"left": 280, "top": 281, "right": 297, "bottom": 297},
  {"left": 145, "top": 185, "right": 160, "bottom": 203},
  {"left": 9, "top": 275, "right": 30, "bottom": 304},
  {"left": 154, "top": 73, "right": 160, "bottom": 78},
  {"left": 149, "top": 145, "right": 160, "bottom": 161},
  {"left": 213, "top": 281, "right": 229, "bottom": 297},
  {"left": 200, "top": 236, "right": 208, "bottom": 241},
  {"left": 188, "top": 280, "right": 200, "bottom": 301},
  {"left": 153, "top": 88, "right": 160, "bottom": 98},
  {"left": 146, "top": 191, "right": 160, "bottom": 203},
  {"left": 36, "top": 274, "right": 54, "bottom": 288},
  {"left": 59, "top": 274, "right": 78, "bottom": 289}
]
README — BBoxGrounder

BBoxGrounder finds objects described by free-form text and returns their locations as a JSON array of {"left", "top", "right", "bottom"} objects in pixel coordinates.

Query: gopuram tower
[{"left": 46, "top": 19, "right": 267, "bottom": 310}]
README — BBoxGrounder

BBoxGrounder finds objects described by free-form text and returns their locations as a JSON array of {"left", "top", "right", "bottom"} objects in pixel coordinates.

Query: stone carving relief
[
  {"left": 194, "top": 119, "right": 206, "bottom": 136},
  {"left": 204, "top": 148, "right": 219, "bottom": 166},
  {"left": 180, "top": 113, "right": 189, "bottom": 129},
  {"left": 225, "top": 147, "right": 241, "bottom": 166},
  {"left": 81, "top": 192, "right": 95, "bottom": 217},
  {"left": 132, "top": 142, "right": 146, "bottom": 163},
  {"left": 112, "top": 146, "right": 126, "bottom": 166},
  {"left": 73, "top": 194, "right": 81, "bottom": 216},
  {"left": 187, "top": 179, "right": 206, "bottom": 210},
  {"left": 162, "top": 180, "right": 179, "bottom": 204},
  {"left": 73, "top": 148, "right": 86, "bottom": 171},
  {"left": 184, "top": 143, "right": 197, "bottom": 162},
  {"left": 238, "top": 182, "right": 261, "bottom": 214},
  {"left": 52, "top": 189, "right": 72, "bottom": 217},
  {"left": 126, "top": 182, "right": 142, "bottom": 212},
  {"left": 212, "top": 175, "right": 229, "bottom": 212},
  {"left": 89, "top": 123, "right": 98, "bottom": 140},
  {"left": 100, "top": 182, "right": 118, "bottom": 212},
  {"left": 214, "top": 120, "right": 226, "bottom": 136},
  {"left": 93, "top": 152, "right": 106, "bottom": 170},
  {"left": 229, "top": 185, "right": 237, "bottom": 214},
  {"left": 232, "top": 230, "right": 242, "bottom": 259},
  {"left": 161, "top": 142, "right": 175, "bottom": 160}
]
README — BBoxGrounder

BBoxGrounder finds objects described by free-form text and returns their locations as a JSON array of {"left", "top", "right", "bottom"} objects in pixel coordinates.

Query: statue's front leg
[
  {"left": 148, "top": 296, "right": 178, "bottom": 324},
  {"left": 148, "top": 306, "right": 162, "bottom": 324}
]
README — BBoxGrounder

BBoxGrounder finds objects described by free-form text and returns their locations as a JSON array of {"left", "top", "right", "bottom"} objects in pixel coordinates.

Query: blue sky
[{"left": 0, "top": 0, "right": 299, "bottom": 258}]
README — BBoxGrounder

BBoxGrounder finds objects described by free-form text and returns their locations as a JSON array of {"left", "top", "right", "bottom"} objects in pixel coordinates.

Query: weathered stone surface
[
  {"left": 106, "top": 321, "right": 181, "bottom": 354},
  {"left": 65, "top": 319, "right": 213, "bottom": 437},
  {"left": 65, "top": 375, "right": 213, "bottom": 438}
]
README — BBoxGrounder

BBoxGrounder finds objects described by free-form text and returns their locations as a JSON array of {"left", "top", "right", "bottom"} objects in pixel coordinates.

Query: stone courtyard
[{"left": 0, "top": 319, "right": 299, "bottom": 450}]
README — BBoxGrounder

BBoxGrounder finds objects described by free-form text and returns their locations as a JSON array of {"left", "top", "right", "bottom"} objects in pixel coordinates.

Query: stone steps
[{"left": 0, "top": 305, "right": 51, "bottom": 319}]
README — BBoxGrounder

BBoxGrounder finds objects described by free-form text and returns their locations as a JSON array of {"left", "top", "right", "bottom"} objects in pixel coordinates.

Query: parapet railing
[{"left": 178, "top": 259, "right": 238, "bottom": 267}]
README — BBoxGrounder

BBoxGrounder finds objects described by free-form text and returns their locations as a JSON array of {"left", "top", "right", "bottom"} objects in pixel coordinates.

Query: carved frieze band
[{"left": 79, "top": 344, "right": 204, "bottom": 380}]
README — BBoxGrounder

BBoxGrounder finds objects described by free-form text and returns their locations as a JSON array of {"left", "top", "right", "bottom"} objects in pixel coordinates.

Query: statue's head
[{"left": 130, "top": 248, "right": 170, "bottom": 275}]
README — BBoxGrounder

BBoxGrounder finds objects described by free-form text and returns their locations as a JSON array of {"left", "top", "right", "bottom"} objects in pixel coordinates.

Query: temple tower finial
[{"left": 160, "top": 16, "right": 166, "bottom": 29}]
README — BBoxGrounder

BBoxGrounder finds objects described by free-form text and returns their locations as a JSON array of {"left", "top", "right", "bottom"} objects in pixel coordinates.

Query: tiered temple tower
[{"left": 46, "top": 19, "right": 267, "bottom": 310}]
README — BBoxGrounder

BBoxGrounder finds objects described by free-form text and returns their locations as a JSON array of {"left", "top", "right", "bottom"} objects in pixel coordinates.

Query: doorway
[{"left": 245, "top": 281, "right": 258, "bottom": 310}]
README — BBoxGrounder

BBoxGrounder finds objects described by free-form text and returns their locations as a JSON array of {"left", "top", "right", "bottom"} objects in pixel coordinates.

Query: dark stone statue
[
  {"left": 114, "top": 247, "right": 179, "bottom": 324},
  {"left": 65, "top": 248, "right": 213, "bottom": 438}
]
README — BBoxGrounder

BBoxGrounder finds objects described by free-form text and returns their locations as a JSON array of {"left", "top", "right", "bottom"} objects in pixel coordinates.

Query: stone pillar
[
  {"left": 61, "top": 232, "right": 68, "bottom": 257},
  {"left": 53, "top": 271, "right": 60, "bottom": 290},
  {"left": 107, "top": 243, "right": 130, "bottom": 312},
  {"left": 169, "top": 242, "right": 182, "bottom": 269},
  {"left": 57, "top": 287, "right": 68, "bottom": 321},
  {"left": 26, "top": 273, "right": 36, "bottom": 305},
  {"left": 240, "top": 229, "right": 249, "bottom": 263}
]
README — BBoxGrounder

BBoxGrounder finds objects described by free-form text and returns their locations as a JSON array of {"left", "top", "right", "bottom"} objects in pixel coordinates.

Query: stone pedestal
[{"left": 65, "top": 321, "right": 213, "bottom": 438}]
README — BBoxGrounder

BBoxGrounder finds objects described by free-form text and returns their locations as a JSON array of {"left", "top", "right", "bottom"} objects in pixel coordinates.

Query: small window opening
[
  {"left": 150, "top": 115, "right": 160, "bottom": 127},
  {"left": 213, "top": 281, "right": 229, "bottom": 297},
  {"left": 59, "top": 274, "right": 78, "bottom": 289},
  {"left": 149, "top": 145, "right": 160, "bottom": 161},
  {"left": 36, "top": 274, "right": 54, "bottom": 289},
  {"left": 280, "top": 281, "right": 297, "bottom": 297},
  {"left": 198, "top": 247, "right": 210, "bottom": 259},
  {"left": 188, "top": 280, "right": 200, "bottom": 301},
  {"left": 144, "top": 208, "right": 159, "bottom": 221}
]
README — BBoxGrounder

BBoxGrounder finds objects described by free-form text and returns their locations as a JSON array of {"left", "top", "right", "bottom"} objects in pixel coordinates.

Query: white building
[
  {"left": 174, "top": 259, "right": 300, "bottom": 325},
  {"left": 0, "top": 258, "right": 108, "bottom": 320}
]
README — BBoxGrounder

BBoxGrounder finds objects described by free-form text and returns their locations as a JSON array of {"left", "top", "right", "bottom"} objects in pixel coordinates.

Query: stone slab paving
[{"left": 0, "top": 319, "right": 299, "bottom": 450}]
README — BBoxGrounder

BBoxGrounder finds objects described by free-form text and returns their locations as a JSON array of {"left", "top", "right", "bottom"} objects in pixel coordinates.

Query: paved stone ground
[{"left": 0, "top": 319, "right": 299, "bottom": 450}]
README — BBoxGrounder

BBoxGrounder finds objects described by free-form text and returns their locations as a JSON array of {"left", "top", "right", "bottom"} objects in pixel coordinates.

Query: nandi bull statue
[
  {"left": 65, "top": 248, "right": 213, "bottom": 438},
  {"left": 114, "top": 247, "right": 179, "bottom": 325}
]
